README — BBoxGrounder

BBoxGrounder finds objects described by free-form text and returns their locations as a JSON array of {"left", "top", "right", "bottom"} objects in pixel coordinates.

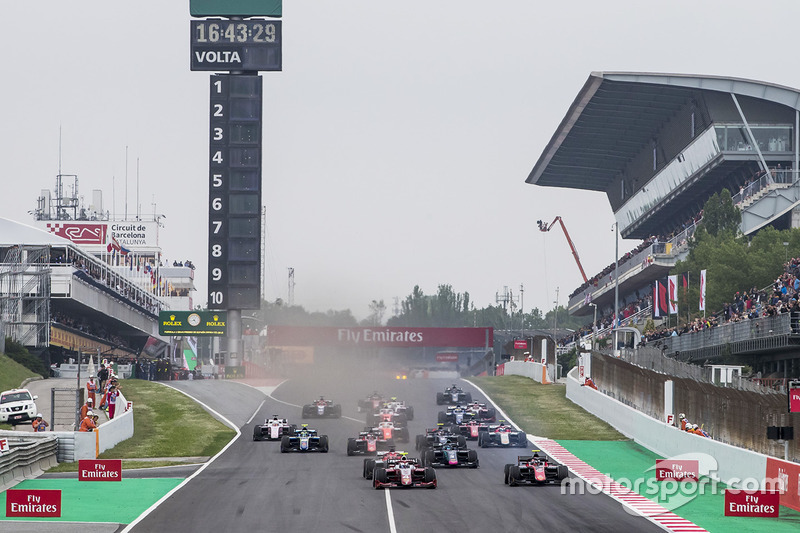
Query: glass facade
[{"left": 715, "top": 124, "right": 792, "bottom": 152}]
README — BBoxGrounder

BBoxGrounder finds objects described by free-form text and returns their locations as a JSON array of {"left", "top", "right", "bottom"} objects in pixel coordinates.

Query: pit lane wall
[
  {"left": 499, "top": 360, "right": 554, "bottom": 384},
  {"left": 564, "top": 366, "right": 800, "bottom": 512}
]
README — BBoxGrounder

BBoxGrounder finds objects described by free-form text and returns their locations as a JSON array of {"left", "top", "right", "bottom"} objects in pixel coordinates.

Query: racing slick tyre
[
  {"left": 436, "top": 392, "right": 445, "bottom": 405},
  {"left": 253, "top": 426, "right": 262, "bottom": 441},
  {"left": 517, "top": 432, "right": 528, "bottom": 447},
  {"left": 486, "top": 407, "right": 496, "bottom": 420},
  {"left": 398, "top": 427, "right": 410, "bottom": 443},
  {"left": 478, "top": 433, "right": 487, "bottom": 447},
  {"left": 504, "top": 464, "right": 511, "bottom": 484},
  {"left": 393, "top": 413, "right": 407, "bottom": 427},
  {"left": 332, "top": 405, "right": 342, "bottom": 418},
  {"left": 508, "top": 465, "right": 522, "bottom": 486},
  {"left": 465, "top": 392, "right": 473, "bottom": 403},
  {"left": 347, "top": 438, "right": 357, "bottom": 456},
  {"left": 457, "top": 435, "right": 467, "bottom": 449},
  {"left": 373, "top": 468, "right": 388, "bottom": 489},
  {"left": 424, "top": 467, "right": 437, "bottom": 488},
  {"left": 415, "top": 434, "right": 425, "bottom": 451},
  {"left": 364, "top": 459, "right": 376, "bottom": 479},
  {"left": 280, "top": 436, "right": 291, "bottom": 453},
  {"left": 557, "top": 465, "right": 569, "bottom": 482},
  {"left": 405, "top": 406, "right": 414, "bottom": 421},
  {"left": 320, "top": 435, "right": 329, "bottom": 453},
  {"left": 437, "top": 411, "right": 447, "bottom": 424},
  {"left": 423, "top": 449, "right": 436, "bottom": 468},
  {"left": 467, "top": 449, "right": 479, "bottom": 468}
]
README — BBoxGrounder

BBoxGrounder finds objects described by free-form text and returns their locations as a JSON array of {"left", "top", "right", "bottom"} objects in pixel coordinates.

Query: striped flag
[
  {"left": 699, "top": 269, "right": 707, "bottom": 311},
  {"left": 668, "top": 275, "right": 678, "bottom": 315}
]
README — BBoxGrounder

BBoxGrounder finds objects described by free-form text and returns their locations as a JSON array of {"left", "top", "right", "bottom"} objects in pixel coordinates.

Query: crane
[{"left": 537, "top": 216, "right": 589, "bottom": 283}]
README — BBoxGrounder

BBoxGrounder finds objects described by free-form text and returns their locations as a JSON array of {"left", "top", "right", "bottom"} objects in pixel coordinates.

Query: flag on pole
[
  {"left": 699, "top": 269, "right": 707, "bottom": 311},
  {"left": 653, "top": 277, "right": 669, "bottom": 318},
  {"left": 682, "top": 272, "right": 689, "bottom": 289},
  {"left": 668, "top": 275, "right": 678, "bottom": 315}
]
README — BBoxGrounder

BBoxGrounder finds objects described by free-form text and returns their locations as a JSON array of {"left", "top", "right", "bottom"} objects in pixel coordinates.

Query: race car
[
  {"left": 280, "top": 426, "right": 330, "bottom": 453},
  {"left": 504, "top": 452, "right": 569, "bottom": 486},
  {"left": 347, "top": 427, "right": 394, "bottom": 456},
  {"left": 373, "top": 458, "right": 437, "bottom": 489},
  {"left": 381, "top": 397, "right": 414, "bottom": 421},
  {"left": 436, "top": 384, "right": 472, "bottom": 405},
  {"left": 363, "top": 449, "right": 413, "bottom": 480},
  {"left": 253, "top": 415, "right": 296, "bottom": 441},
  {"left": 478, "top": 421, "right": 528, "bottom": 448},
  {"left": 375, "top": 420, "right": 410, "bottom": 443},
  {"left": 465, "top": 401, "right": 496, "bottom": 422},
  {"left": 357, "top": 391, "right": 385, "bottom": 414},
  {"left": 415, "top": 426, "right": 467, "bottom": 451},
  {"left": 302, "top": 397, "right": 342, "bottom": 418},
  {"left": 452, "top": 419, "right": 490, "bottom": 440},
  {"left": 421, "top": 442, "right": 479, "bottom": 469},
  {"left": 369, "top": 407, "right": 407, "bottom": 428},
  {"left": 438, "top": 404, "right": 477, "bottom": 425}
]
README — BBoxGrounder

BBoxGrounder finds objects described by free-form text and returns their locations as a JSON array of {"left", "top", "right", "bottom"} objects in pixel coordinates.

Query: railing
[
  {"left": 656, "top": 313, "right": 793, "bottom": 354},
  {"left": 732, "top": 168, "right": 797, "bottom": 206}
]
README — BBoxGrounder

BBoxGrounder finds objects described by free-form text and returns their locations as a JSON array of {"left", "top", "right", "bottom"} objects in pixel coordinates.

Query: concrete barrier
[
  {"left": 502, "top": 360, "right": 554, "bottom": 384},
  {"left": 565, "top": 366, "right": 769, "bottom": 487},
  {"left": 0, "top": 435, "right": 59, "bottom": 492}
]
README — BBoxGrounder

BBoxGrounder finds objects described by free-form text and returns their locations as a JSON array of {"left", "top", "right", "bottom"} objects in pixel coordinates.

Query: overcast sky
[{"left": 3, "top": 1, "right": 799, "bottom": 321}]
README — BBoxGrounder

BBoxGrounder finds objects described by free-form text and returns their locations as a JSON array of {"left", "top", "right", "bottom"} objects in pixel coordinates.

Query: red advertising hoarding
[
  {"left": 766, "top": 457, "right": 800, "bottom": 512},
  {"left": 78, "top": 459, "right": 122, "bottom": 481},
  {"left": 655, "top": 459, "right": 698, "bottom": 481},
  {"left": 6, "top": 489, "right": 61, "bottom": 517},
  {"left": 513, "top": 340, "right": 527, "bottom": 349},
  {"left": 436, "top": 352, "right": 459, "bottom": 362},
  {"left": 724, "top": 490, "right": 780, "bottom": 517},
  {"left": 266, "top": 326, "right": 492, "bottom": 348},
  {"left": 790, "top": 382, "right": 800, "bottom": 413}
]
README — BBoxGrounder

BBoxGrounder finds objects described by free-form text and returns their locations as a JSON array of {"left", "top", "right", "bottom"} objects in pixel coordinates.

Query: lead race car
[
  {"left": 302, "top": 396, "right": 342, "bottom": 418},
  {"left": 478, "top": 421, "right": 528, "bottom": 448},
  {"left": 253, "top": 415, "right": 296, "bottom": 441},
  {"left": 373, "top": 456, "right": 437, "bottom": 489},
  {"left": 436, "top": 384, "right": 472, "bottom": 405},
  {"left": 280, "top": 425, "right": 330, "bottom": 453},
  {"left": 504, "top": 452, "right": 569, "bottom": 486}
]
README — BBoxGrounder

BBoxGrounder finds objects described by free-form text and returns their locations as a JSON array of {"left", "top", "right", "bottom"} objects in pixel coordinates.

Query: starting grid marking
[{"left": 532, "top": 439, "right": 708, "bottom": 533}]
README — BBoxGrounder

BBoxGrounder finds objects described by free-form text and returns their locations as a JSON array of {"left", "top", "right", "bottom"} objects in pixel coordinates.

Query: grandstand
[{"left": 528, "top": 72, "right": 800, "bottom": 378}]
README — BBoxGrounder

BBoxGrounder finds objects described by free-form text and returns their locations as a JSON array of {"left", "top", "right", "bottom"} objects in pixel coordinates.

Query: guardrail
[{"left": 0, "top": 435, "right": 59, "bottom": 492}]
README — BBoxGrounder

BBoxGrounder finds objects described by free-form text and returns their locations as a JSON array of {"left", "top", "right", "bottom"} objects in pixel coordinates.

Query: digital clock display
[
  {"left": 190, "top": 20, "right": 282, "bottom": 72},
  {"left": 192, "top": 20, "right": 280, "bottom": 45}
]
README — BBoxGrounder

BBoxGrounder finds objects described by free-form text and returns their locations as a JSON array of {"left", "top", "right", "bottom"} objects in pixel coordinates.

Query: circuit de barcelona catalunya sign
[{"left": 265, "top": 326, "right": 492, "bottom": 347}]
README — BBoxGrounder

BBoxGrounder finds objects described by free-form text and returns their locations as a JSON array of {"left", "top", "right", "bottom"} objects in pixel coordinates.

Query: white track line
[
  {"left": 120, "top": 383, "right": 247, "bottom": 533},
  {"left": 385, "top": 488, "right": 398, "bottom": 533}
]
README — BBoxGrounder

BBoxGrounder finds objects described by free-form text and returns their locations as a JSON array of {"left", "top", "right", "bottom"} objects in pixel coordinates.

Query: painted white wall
[
  {"left": 503, "top": 360, "right": 546, "bottom": 383},
  {"left": 564, "top": 367, "right": 768, "bottom": 487}
]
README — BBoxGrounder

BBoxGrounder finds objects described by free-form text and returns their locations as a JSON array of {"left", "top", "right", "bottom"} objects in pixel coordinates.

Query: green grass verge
[
  {"left": 0, "top": 353, "right": 40, "bottom": 430},
  {"left": 0, "top": 352, "right": 39, "bottom": 392},
  {"left": 468, "top": 375, "right": 626, "bottom": 440},
  {"left": 46, "top": 379, "right": 234, "bottom": 472}
]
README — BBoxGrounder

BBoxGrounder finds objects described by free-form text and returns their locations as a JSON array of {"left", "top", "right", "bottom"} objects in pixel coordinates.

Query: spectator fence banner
[{"left": 700, "top": 269, "right": 707, "bottom": 311}]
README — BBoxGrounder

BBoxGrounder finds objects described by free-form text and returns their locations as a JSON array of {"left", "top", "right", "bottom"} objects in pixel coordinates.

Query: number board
[
  {"left": 208, "top": 74, "right": 262, "bottom": 310},
  {"left": 191, "top": 20, "right": 282, "bottom": 72}
]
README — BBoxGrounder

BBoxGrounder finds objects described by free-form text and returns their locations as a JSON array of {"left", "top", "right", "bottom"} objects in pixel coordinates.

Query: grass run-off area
[
  {"left": 468, "top": 375, "right": 625, "bottom": 441},
  {"left": 0, "top": 353, "right": 40, "bottom": 431},
  {"left": 48, "top": 379, "right": 235, "bottom": 472}
]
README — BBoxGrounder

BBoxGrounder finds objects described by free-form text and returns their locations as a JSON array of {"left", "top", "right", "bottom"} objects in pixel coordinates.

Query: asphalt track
[{"left": 121, "top": 374, "right": 663, "bottom": 533}]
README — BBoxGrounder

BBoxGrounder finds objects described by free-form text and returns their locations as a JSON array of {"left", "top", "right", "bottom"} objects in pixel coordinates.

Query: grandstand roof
[
  {"left": 0, "top": 217, "right": 72, "bottom": 247},
  {"left": 526, "top": 71, "right": 800, "bottom": 191}
]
